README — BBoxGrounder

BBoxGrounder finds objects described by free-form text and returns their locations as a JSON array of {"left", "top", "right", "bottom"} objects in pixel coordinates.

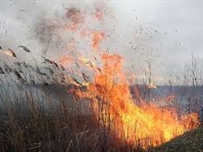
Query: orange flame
[
  {"left": 56, "top": 6, "right": 200, "bottom": 149},
  {"left": 73, "top": 53, "right": 199, "bottom": 148},
  {"left": 92, "top": 31, "right": 104, "bottom": 50}
]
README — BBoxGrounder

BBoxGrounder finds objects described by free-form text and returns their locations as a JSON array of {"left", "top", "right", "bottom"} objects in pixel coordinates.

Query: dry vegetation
[
  {"left": 0, "top": 46, "right": 145, "bottom": 152},
  {"left": 1, "top": 2, "right": 202, "bottom": 152},
  {"left": 0, "top": 42, "right": 202, "bottom": 152}
]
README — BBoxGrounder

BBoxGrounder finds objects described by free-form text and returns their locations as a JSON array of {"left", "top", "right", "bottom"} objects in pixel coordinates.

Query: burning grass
[
  {"left": 0, "top": 46, "right": 144, "bottom": 151},
  {"left": 0, "top": 43, "right": 201, "bottom": 151},
  {"left": 73, "top": 53, "right": 199, "bottom": 149},
  {"left": 0, "top": 4, "right": 201, "bottom": 152}
]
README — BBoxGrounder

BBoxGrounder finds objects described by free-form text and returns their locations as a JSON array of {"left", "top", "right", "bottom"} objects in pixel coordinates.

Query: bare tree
[{"left": 183, "top": 54, "right": 203, "bottom": 114}]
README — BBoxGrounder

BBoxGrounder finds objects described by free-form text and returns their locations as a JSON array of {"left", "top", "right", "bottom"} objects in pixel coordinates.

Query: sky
[{"left": 0, "top": 0, "right": 203, "bottom": 84}]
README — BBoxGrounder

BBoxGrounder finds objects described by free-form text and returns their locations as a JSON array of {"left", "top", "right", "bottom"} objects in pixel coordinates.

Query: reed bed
[{"left": 0, "top": 46, "right": 143, "bottom": 152}]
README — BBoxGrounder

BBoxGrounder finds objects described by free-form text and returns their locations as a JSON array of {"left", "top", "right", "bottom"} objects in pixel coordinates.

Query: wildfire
[
  {"left": 57, "top": 6, "right": 200, "bottom": 149},
  {"left": 73, "top": 53, "right": 199, "bottom": 148}
]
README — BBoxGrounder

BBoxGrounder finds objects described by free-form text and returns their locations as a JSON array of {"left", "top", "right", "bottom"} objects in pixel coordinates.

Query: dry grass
[
  {"left": 1, "top": 46, "right": 201, "bottom": 152},
  {"left": 0, "top": 47, "right": 145, "bottom": 152}
]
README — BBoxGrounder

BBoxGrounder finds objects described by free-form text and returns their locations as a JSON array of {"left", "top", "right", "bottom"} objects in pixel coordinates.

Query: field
[
  {"left": 0, "top": 48, "right": 201, "bottom": 152},
  {"left": 0, "top": 2, "right": 203, "bottom": 152}
]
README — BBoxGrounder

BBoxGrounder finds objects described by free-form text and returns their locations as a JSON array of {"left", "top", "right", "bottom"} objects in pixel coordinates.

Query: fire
[
  {"left": 73, "top": 53, "right": 199, "bottom": 148},
  {"left": 57, "top": 6, "right": 200, "bottom": 149},
  {"left": 79, "top": 56, "right": 95, "bottom": 68},
  {"left": 92, "top": 31, "right": 104, "bottom": 50}
]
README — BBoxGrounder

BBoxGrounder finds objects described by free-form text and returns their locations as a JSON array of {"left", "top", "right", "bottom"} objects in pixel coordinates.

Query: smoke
[
  {"left": 0, "top": 0, "right": 132, "bottom": 60},
  {"left": 0, "top": 0, "right": 46, "bottom": 61},
  {"left": 33, "top": 16, "right": 63, "bottom": 56},
  {"left": 0, "top": 0, "right": 161, "bottom": 83},
  {"left": 31, "top": 1, "right": 116, "bottom": 60},
  {"left": 33, "top": 6, "right": 88, "bottom": 58},
  {"left": 0, "top": 1, "right": 90, "bottom": 58},
  {"left": 65, "top": 7, "right": 84, "bottom": 24}
]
